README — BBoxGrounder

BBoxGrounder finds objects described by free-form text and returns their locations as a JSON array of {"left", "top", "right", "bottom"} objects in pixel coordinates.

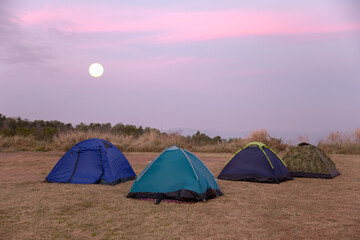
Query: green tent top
[
  {"left": 228, "top": 142, "right": 284, "bottom": 167},
  {"left": 245, "top": 141, "right": 268, "bottom": 148}
]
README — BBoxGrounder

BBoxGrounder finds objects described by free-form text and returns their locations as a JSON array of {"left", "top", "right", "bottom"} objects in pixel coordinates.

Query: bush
[{"left": 318, "top": 129, "right": 360, "bottom": 154}]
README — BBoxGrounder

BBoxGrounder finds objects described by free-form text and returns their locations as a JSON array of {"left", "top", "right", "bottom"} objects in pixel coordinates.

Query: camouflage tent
[{"left": 282, "top": 143, "right": 340, "bottom": 178}]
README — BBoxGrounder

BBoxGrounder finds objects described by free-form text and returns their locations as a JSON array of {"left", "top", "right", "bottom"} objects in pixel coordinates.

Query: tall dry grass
[
  {"left": 0, "top": 135, "right": 50, "bottom": 152},
  {"left": 318, "top": 128, "right": 360, "bottom": 154},
  {"left": 0, "top": 129, "right": 287, "bottom": 153},
  {"left": 52, "top": 130, "right": 169, "bottom": 152},
  {"left": 52, "top": 130, "right": 236, "bottom": 153},
  {"left": 247, "top": 129, "right": 288, "bottom": 151},
  {"left": 2, "top": 128, "right": 359, "bottom": 154}
]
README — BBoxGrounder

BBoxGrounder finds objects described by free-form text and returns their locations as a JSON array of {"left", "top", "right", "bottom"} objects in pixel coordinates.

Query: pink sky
[
  {"left": 1, "top": 0, "right": 360, "bottom": 142},
  {"left": 16, "top": 7, "right": 360, "bottom": 44}
]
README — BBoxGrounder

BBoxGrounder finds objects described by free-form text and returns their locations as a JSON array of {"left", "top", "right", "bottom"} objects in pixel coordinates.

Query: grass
[
  {"left": 0, "top": 152, "right": 359, "bottom": 239},
  {"left": 318, "top": 129, "right": 360, "bottom": 154},
  {"left": 1, "top": 128, "right": 360, "bottom": 154},
  {"left": 0, "top": 129, "right": 288, "bottom": 153}
]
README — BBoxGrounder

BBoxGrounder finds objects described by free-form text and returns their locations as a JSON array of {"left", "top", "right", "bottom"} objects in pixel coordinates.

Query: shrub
[{"left": 318, "top": 129, "right": 360, "bottom": 154}]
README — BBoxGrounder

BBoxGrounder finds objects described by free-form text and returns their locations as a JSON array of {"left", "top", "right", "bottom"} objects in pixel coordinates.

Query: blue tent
[
  {"left": 46, "top": 138, "right": 135, "bottom": 185},
  {"left": 218, "top": 142, "right": 292, "bottom": 183},
  {"left": 126, "top": 146, "right": 223, "bottom": 202}
]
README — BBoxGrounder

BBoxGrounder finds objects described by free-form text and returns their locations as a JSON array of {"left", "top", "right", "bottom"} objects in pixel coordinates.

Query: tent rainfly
[
  {"left": 282, "top": 142, "right": 340, "bottom": 178},
  {"left": 126, "top": 145, "right": 223, "bottom": 203},
  {"left": 218, "top": 142, "right": 292, "bottom": 183},
  {"left": 46, "top": 138, "right": 135, "bottom": 185}
]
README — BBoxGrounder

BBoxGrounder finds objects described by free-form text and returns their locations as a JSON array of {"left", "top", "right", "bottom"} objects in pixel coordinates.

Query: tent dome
[
  {"left": 282, "top": 143, "right": 340, "bottom": 178},
  {"left": 218, "top": 142, "right": 292, "bottom": 183},
  {"left": 46, "top": 138, "right": 135, "bottom": 185},
  {"left": 126, "top": 146, "right": 222, "bottom": 202}
]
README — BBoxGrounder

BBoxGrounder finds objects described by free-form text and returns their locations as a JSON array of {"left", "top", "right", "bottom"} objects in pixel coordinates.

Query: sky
[{"left": 1, "top": 0, "right": 360, "bottom": 142}]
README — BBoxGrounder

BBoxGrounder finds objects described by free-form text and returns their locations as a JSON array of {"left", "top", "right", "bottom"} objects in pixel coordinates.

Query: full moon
[{"left": 89, "top": 63, "right": 104, "bottom": 77}]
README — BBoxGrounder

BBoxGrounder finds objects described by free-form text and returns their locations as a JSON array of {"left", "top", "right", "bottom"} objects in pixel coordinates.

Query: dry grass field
[{"left": 0, "top": 152, "right": 359, "bottom": 240}]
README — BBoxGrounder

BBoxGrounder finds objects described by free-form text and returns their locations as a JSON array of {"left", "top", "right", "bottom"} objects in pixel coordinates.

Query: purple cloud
[{"left": 0, "top": 1, "right": 53, "bottom": 64}]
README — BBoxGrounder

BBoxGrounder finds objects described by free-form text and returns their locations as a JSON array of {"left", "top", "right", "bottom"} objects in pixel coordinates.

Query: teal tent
[{"left": 126, "top": 146, "right": 223, "bottom": 202}]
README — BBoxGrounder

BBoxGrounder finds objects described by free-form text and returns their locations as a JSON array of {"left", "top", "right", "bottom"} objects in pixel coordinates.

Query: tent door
[
  {"left": 67, "top": 148, "right": 103, "bottom": 184},
  {"left": 97, "top": 147, "right": 104, "bottom": 182},
  {"left": 67, "top": 147, "right": 81, "bottom": 183}
]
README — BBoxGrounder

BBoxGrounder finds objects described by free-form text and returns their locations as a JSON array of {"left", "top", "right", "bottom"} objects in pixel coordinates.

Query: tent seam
[
  {"left": 185, "top": 150, "right": 215, "bottom": 177},
  {"left": 98, "top": 146, "right": 107, "bottom": 182},
  {"left": 269, "top": 148, "right": 287, "bottom": 167},
  {"left": 313, "top": 147, "right": 333, "bottom": 174},
  {"left": 180, "top": 148, "right": 199, "bottom": 181},
  {"left": 67, "top": 147, "right": 81, "bottom": 183},
  {"left": 186, "top": 150, "right": 224, "bottom": 195},
  {"left": 260, "top": 147, "right": 274, "bottom": 169},
  {"left": 133, "top": 147, "right": 169, "bottom": 184},
  {"left": 224, "top": 147, "right": 246, "bottom": 166}
]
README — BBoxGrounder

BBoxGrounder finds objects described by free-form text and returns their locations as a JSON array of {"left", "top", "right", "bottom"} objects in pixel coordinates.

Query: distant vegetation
[
  {"left": 0, "top": 113, "right": 359, "bottom": 154},
  {"left": 318, "top": 129, "right": 360, "bottom": 154}
]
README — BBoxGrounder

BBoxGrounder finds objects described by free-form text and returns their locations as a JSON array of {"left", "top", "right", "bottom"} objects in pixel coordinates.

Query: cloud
[
  {"left": 0, "top": 1, "right": 52, "bottom": 64},
  {"left": 15, "top": 5, "right": 360, "bottom": 44},
  {"left": 138, "top": 56, "right": 215, "bottom": 69}
]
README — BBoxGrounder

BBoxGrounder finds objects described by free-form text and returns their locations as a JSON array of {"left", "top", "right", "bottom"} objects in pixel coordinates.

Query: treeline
[
  {"left": 3, "top": 113, "right": 358, "bottom": 154},
  {"left": 0, "top": 113, "right": 160, "bottom": 139},
  {"left": 0, "top": 114, "right": 72, "bottom": 141},
  {"left": 0, "top": 113, "right": 224, "bottom": 145},
  {"left": 0, "top": 113, "right": 290, "bottom": 153}
]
